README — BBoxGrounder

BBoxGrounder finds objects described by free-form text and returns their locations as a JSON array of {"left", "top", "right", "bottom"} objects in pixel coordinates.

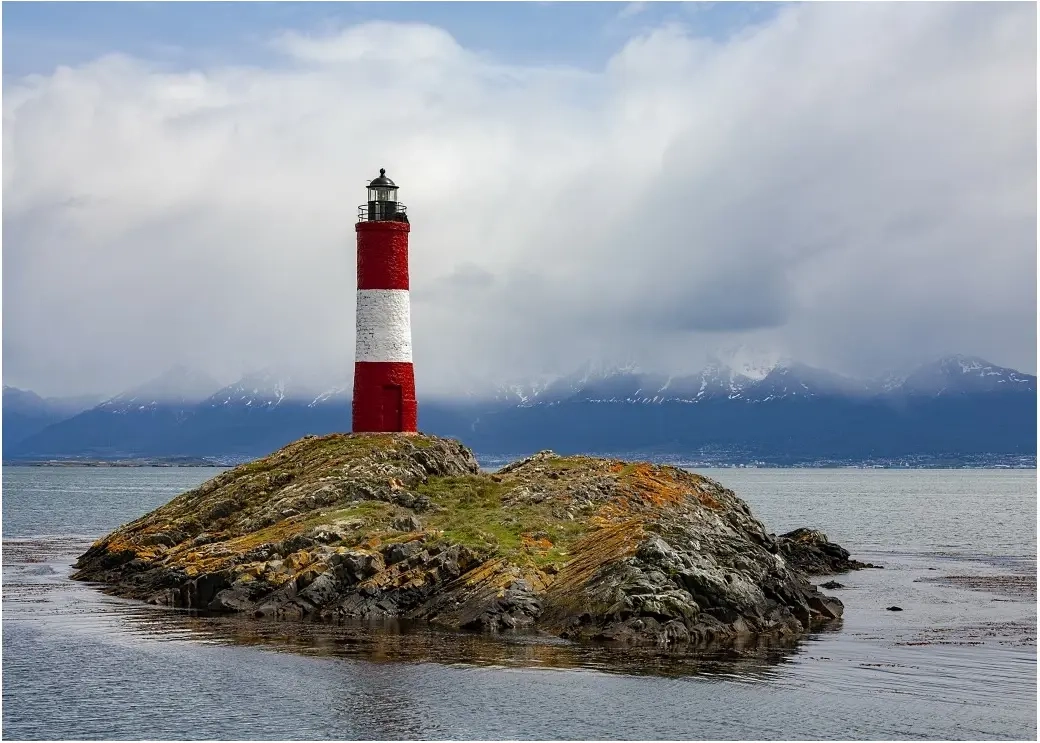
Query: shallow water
[{"left": 2, "top": 466, "right": 1036, "bottom": 740}]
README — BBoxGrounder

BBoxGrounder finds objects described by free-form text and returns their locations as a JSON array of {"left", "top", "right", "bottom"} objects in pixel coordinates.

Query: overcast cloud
[{"left": 3, "top": 2, "right": 1036, "bottom": 398}]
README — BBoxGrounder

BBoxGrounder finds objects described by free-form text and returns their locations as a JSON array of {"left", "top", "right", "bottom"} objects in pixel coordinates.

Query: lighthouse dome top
[
  {"left": 360, "top": 168, "right": 408, "bottom": 223},
  {"left": 368, "top": 168, "right": 397, "bottom": 189}
]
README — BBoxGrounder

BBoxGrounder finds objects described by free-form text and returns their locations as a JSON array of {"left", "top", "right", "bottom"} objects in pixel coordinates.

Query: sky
[{"left": 3, "top": 1, "right": 1036, "bottom": 399}]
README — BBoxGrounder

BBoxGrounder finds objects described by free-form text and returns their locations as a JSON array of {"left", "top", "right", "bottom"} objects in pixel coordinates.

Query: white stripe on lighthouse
[{"left": 355, "top": 289, "right": 413, "bottom": 363}]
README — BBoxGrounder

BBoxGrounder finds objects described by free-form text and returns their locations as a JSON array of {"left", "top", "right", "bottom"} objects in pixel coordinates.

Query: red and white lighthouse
[{"left": 352, "top": 168, "right": 417, "bottom": 433}]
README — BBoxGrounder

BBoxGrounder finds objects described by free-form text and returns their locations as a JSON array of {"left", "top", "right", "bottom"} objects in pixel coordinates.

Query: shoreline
[
  {"left": 2, "top": 460, "right": 227, "bottom": 468},
  {"left": 3, "top": 460, "right": 1036, "bottom": 470}
]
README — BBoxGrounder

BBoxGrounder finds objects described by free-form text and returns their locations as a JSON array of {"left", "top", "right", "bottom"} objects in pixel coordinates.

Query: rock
[
  {"left": 306, "top": 522, "right": 359, "bottom": 544},
  {"left": 820, "top": 580, "right": 845, "bottom": 589},
  {"left": 809, "top": 595, "right": 844, "bottom": 619},
  {"left": 383, "top": 540, "right": 423, "bottom": 565},
  {"left": 209, "top": 586, "right": 255, "bottom": 613},
  {"left": 331, "top": 550, "right": 384, "bottom": 583},
  {"left": 281, "top": 534, "right": 315, "bottom": 553},
  {"left": 392, "top": 515, "right": 422, "bottom": 532},
  {"left": 71, "top": 432, "right": 858, "bottom": 651},
  {"left": 139, "top": 532, "right": 178, "bottom": 548},
  {"left": 778, "top": 528, "right": 881, "bottom": 575},
  {"left": 298, "top": 572, "right": 340, "bottom": 608},
  {"left": 886, "top": 605, "right": 904, "bottom": 612},
  {"left": 284, "top": 550, "right": 312, "bottom": 571}
]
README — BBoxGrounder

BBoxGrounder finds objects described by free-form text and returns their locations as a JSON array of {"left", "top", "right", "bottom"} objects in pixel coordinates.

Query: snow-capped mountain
[
  {"left": 491, "top": 360, "right": 649, "bottom": 407},
  {"left": 200, "top": 368, "right": 358, "bottom": 410},
  {"left": 463, "top": 354, "right": 1035, "bottom": 465},
  {"left": 97, "top": 365, "right": 222, "bottom": 414},
  {"left": 899, "top": 354, "right": 1036, "bottom": 396},
  {"left": 6, "top": 354, "right": 1034, "bottom": 465},
  {"left": 713, "top": 344, "right": 786, "bottom": 381},
  {"left": 487, "top": 357, "right": 875, "bottom": 407},
  {"left": 749, "top": 363, "right": 873, "bottom": 401},
  {"left": 204, "top": 370, "right": 292, "bottom": 410}
]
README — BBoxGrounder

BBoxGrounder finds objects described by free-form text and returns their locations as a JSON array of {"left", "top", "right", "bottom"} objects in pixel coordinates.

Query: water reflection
[
  {"left": 112, "top": 606, "right": 841, "bottom": 680},
  {"left": 3, "top": 536, "right": 835, "bottom": 681}
]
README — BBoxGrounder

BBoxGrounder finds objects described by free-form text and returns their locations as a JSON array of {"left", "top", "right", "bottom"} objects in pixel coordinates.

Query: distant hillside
[
  {"left": 2, "top": 386, "right": 102, "bottom": 452},
  {"left": 4, "top": 355, "right": 1036, "bottom": 466}
]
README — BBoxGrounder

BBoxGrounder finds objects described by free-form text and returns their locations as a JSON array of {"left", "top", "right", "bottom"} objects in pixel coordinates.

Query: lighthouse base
[{"left": 352, "top": 362, "right": 418, "bottom": 433}]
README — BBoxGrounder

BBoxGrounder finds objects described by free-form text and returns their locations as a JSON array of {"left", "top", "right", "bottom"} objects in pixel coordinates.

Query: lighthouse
[{"left": 352, "top": 168, "right": 417, "bottom": 433}]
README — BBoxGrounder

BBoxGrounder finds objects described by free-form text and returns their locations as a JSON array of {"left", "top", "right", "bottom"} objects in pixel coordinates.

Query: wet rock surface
[
  {"left": 73, "top": 434, "right": 867, "bottom": 648},
  {"left": 776, "top": 528, "right": 882, "bottom": 575}
]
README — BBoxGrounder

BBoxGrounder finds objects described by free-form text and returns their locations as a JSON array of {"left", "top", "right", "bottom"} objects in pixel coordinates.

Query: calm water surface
[{"left": 2, "top": 465, "right": 1036, "bottom": 740}]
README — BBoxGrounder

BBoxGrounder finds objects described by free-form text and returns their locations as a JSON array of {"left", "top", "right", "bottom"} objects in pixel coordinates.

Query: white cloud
[
  {"left": 616, "top": 3, "right": 648, "bottom": 21},
  {"left": 3, "top": 3, "right": 1036, "bottom": 398}
]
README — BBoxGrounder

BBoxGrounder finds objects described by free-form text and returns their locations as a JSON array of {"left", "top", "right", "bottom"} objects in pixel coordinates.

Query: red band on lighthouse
[
  {"left": 352, "top": 173, "right": 417, "bottom": 434},
  {"left": 357, "top": 221, "right": 410, "bottom": 290}
]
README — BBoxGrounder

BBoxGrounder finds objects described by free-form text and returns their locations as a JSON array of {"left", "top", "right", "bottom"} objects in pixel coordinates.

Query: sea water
[{"left": 2, "top": 465, "right": 1035, "bottom": 740}]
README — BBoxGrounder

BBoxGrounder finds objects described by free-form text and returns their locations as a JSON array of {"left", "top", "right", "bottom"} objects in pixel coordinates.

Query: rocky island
[{"left": 73, "top": 433, "right": 875, "bottom": 647}]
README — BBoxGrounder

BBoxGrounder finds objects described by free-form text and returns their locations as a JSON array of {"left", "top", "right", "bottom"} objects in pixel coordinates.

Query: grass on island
[{"left": 416, "top": 475, "right": 589, "bottom": 568}]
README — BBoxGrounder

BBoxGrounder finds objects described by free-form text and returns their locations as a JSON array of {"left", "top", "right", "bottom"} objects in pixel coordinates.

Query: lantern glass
[{"left": 369, "top": 186, "right": 397, "bottom": 203}]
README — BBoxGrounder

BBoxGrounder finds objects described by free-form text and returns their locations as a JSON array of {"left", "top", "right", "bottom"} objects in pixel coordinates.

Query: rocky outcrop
[
  {"left": 73, "top": 434, "right": 870, "bottom": 648},
  {"left": 776, "top": 528, "right": 882, "bottom": 575}
]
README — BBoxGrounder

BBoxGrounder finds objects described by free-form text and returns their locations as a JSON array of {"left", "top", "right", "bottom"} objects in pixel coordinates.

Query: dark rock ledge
[{"left": 73, "top": 434, "right": 878, "bottom": 648}]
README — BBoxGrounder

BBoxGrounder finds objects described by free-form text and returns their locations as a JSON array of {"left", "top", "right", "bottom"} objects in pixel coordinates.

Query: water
[{"left": 2, "top": 465, "right": 1036, "bottom": 740}]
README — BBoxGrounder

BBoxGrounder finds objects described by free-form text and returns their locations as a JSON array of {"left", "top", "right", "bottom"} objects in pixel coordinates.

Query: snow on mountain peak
[
  {"left": 894, "top": 355, "right": 1035, "bottom": 396},
  {"left": 938, "top": 354, "right": 990, "bottom": 374},
  {"left": 711, "top": 344, "right": 786, "bottom": 381},
  {"left": 98, "top": 365, "right": 222, "bottom": 412},
  {"left": 204, "top": 368, "right": 320, "bottom": 409},
  {"left": 309, "top": 384, "right": 350, "bottom": 407}
]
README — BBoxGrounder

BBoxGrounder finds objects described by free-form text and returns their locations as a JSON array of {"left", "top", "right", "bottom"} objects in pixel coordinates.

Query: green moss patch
[{"left": 418, "top": 475, "right": 590, "bottom": 568}]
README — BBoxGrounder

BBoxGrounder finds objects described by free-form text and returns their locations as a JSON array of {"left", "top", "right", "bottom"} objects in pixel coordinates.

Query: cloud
[
  {"left": 271, "top": 22, "right": 467, "bottom": 65},
  {"left": 616, "top": 3, "right": 648, "bottom": 21},
  {"left": 3, "top": 3, "right": 1036, "bottom": 398}
]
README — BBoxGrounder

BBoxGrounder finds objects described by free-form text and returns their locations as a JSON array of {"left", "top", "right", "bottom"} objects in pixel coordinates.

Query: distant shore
[
  {"left": 2, "top": 460, "right": 228, "bottom": 468},
  {"left": 3, "top": 458, "right": 1035, "bottom": 470}
]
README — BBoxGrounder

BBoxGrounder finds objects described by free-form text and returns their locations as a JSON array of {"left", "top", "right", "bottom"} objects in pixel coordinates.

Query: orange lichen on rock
[
  {"left": 521, "top": 533, "right": 553, "bottom": 550},
  {"left": 539, "top": 520, "right": 644, "bottom": 628},
  {"left": 359, "top": 535, "right": 383, "bottom": 550},
  {"left": 621, "top": 464, "right": 689, "bottom": 507},
  {"left": 462, "top": 557, "right": 514, "bottom": 589},
  {"left": 551, "top": 521, "right": 643, "bottom": 594},
  {"left": 611, "top": 463, "right": 724, "bottom": 513},
  {"left": 99, "top": 534, "right": 160, "bottom": 562}
]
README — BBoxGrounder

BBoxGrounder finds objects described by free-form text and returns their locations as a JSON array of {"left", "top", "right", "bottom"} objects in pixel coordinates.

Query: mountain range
[
  {"left": 3, "top": 386, "right": 105, "bottom": 448},
  {"left": 3, "top": 355, "right": 1035, "bottom": 466}
]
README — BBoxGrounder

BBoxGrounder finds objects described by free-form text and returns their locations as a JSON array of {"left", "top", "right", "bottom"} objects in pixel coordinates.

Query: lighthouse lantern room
[
  {"left": 362, "top": 168, "right": 406, "bottom": 223},
  {"left": 352, "top": 168, "right": 417, "bottom": 433}
]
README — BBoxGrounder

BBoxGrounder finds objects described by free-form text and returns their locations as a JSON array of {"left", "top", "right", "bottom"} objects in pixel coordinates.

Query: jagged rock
[
  {"left": 330, "top": 550, "right": 384, "bottom": 583},
  {"left": 383, "top": 540, "right": 423, "bottom": 565},
  {"left": 298, "top": 571, "right": 340, "bottom": 606},
  {"left": 208, "top": 586, "right": 255, "bottom": 613},
  {"left": 777, "top": 528, "right": 882, "bottom": 575},
  {"left": 820, "top": 580, "right": 845, "bottom": 589},
  {"left": 809, "top": 595, "right": 844, "bottom": 619},
  {"left": 71, "top": 432, "right": 867, "bottom": 650},
  {"left": 139, "top": 532, "right": 177, "bottom": 548},
  {"left": 392, "top": 515, "right": 422, "bottom": 532}
]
